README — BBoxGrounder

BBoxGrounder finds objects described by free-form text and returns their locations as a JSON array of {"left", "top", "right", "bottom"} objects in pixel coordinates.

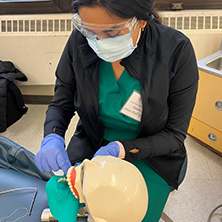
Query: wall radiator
[
  {"left": 1, "top": 11, "right": 222, "bottom": 36},
  {"left": 160, "top": 10, "right": 222, "bottom": 32},
  {"left": 0, "top": 13, "right": 73, "bottom": 36}
]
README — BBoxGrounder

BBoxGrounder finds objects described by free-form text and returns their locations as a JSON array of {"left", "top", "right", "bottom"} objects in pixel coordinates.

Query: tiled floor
[{"left": 1, "top": 104, "right": 222, "bottom": 222}]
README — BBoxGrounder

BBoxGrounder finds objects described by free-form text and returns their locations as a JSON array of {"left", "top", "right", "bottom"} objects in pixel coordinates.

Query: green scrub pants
[{"left": 132, "top": 159, "right": 172, "bottom": 222}]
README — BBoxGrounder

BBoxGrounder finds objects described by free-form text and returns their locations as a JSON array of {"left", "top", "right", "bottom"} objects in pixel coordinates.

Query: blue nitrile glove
[
  {"left": 34, "top": 134, "right": 71, "bottom": 175},
  {"left": 93, "top": 142, "right": 120, "bottom": 158}
]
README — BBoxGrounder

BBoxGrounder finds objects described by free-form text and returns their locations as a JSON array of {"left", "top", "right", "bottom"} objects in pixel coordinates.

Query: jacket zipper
[
  {"left": 124, "top": 60, "right": 145, "bottom": 135},
  {"left": 80, "top": 59, "right": 104, "bottom": 147}
]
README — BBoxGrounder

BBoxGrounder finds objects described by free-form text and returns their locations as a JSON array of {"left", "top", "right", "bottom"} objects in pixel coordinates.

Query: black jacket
[
  {"left": 0, "top": 61, "right": 27, "bottom": 132},
  {"left": 44, "top": 21, "right": 199, "bottom": 189}
]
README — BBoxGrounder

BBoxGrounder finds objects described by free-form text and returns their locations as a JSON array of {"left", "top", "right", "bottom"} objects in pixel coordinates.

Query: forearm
[
  {"left": 44, "top": 107, "right": 74, "bottom": 137},
  {"left": 44, "top": 79, "right": 76, "bottom": 137},
  {"left": 44, "top": 31, "right": 77, "bottom": 138},
  {"left": 120, "top": 129, "right": 184, "bottom": 162}
]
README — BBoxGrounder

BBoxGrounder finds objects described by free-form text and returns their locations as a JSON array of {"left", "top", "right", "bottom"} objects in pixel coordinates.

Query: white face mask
[{"left": 86, "top": 29, "right": 141, "bottom": 62}]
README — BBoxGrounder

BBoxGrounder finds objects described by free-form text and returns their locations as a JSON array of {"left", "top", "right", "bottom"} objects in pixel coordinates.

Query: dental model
[{"left": 46, "top": 156, "right": 148, "bottom": 222}]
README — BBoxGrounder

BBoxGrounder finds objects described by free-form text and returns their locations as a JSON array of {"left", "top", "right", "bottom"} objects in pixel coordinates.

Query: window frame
[
  {"left": 0, "top": 0, "right": 222, "bottom": 15},
  {"left": 0, "top": 0, "right": 73, "bottom": 15},
  {"left": 155, "top": 0, "right": 222, "bottom": 11}
]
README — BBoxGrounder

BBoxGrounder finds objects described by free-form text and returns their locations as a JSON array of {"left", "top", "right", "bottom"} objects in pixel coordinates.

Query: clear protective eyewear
[{"left": 72, "top": 13, "right": 139, "bottom": 39}]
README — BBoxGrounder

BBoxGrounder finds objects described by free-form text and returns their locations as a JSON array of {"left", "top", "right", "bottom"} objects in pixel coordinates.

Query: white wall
[
  {"left": 0, "top": 13, "right": 72, "bottom": 95},
  {"left": 183, "top": 32, "right": 222, "bottom": 61},
  {"left": 0, "top": 36, "right": 68, "bottom": 84},
  {"left": 0, "top": 36, "right": 69, "bottom": 95}
]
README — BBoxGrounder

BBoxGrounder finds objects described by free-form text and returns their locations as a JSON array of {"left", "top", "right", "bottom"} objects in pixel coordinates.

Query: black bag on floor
[{"left": 0, "top": 60, "right": 28, "bottom": 133}]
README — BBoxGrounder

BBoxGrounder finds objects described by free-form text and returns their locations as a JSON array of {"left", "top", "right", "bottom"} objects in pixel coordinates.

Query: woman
[{"left": 35, "top": 0, "right": 199, "bottom": 221}]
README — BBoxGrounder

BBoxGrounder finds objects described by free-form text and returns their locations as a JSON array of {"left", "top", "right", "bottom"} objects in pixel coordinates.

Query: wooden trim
[
  {"left": 155, "top": 0, "right": 222, "bottom": 11},
  {"left": 1, "top": 0, "right": 222, "bottom": 14},
  {"left": 23, "top": 95, "right": 53, "bottom": 104},
  {"left": 0, "top": 0, "right": 72, "bottom": 15}
]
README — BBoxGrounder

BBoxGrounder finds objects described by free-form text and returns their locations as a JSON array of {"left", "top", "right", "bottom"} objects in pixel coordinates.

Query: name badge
[{"left": 120, "top": 90, "right": 143, "bottom": 122}]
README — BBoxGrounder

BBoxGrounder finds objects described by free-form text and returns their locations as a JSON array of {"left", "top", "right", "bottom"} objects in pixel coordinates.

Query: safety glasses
[{"left": 72, "top": 13, "right": 138, "bottom": 39}]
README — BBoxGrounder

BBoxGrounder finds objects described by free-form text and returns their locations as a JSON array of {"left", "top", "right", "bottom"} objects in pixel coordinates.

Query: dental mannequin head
[{"left": 66, "top": 156, "right": 148, "bottom": 222}]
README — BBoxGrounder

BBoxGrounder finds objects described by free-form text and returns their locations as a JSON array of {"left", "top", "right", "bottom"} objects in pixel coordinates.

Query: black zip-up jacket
[
  {"left": 44, "top": 21, "right": 199, "bottom": 189},
  {"left": 0, "top": 61, "right": 28, "bottom": 132}
]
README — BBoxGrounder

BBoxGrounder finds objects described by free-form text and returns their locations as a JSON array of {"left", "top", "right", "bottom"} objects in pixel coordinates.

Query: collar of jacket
[
  {"left": 76, "top": 23, "right": 154, "bottom": 79},
  {"left": 78, "top": 41, "right": 99, "bottom": 71}
]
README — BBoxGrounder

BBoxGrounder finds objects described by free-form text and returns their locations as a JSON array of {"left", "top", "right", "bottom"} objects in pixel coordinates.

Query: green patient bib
[{"left": 99, "top": 60, "right": 142, "bottom": 141}]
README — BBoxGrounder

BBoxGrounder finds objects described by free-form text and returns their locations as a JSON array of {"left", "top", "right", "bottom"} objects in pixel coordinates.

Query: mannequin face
[
  {"left": 78, "top": 6, "right": 147, "bottom": 45},
  {"left": 68, "top": 156, "right": 148, "bottom": 222}
]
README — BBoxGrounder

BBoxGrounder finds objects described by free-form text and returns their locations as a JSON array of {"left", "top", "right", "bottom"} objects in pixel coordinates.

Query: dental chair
[{"left": 0, "top": 136, "right": 53, "bottom": 222}]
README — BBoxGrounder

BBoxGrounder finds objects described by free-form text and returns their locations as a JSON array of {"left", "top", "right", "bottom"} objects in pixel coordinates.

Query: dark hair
[{"left": 71, "top": 0, "right": 161, "bottom": 24}]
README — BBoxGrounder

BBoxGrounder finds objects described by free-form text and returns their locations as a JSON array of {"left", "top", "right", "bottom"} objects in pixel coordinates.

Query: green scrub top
[{"left": 98, "top": 60, "right": 142, "bottom": 142}]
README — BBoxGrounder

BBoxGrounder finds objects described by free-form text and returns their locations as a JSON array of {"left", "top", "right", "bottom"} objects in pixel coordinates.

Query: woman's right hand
[{"left": 34, "top": 134, "right": 71, "bottom": 175}]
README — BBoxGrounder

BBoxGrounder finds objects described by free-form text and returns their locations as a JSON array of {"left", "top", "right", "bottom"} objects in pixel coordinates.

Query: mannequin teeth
[
  {"left": 57, "top": 178, "right": 67, "bottom": 183},
  {"left": 73, "top": 194, "right": 78, "bottom": 199},
  {"left": 65, "top": 166, "right": 78, "bottom": 197}
]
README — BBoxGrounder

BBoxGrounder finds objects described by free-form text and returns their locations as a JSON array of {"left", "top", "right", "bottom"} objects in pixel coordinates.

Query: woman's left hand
[{"left": 93, "top": 141, "right": 125, "bottom": 159}]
